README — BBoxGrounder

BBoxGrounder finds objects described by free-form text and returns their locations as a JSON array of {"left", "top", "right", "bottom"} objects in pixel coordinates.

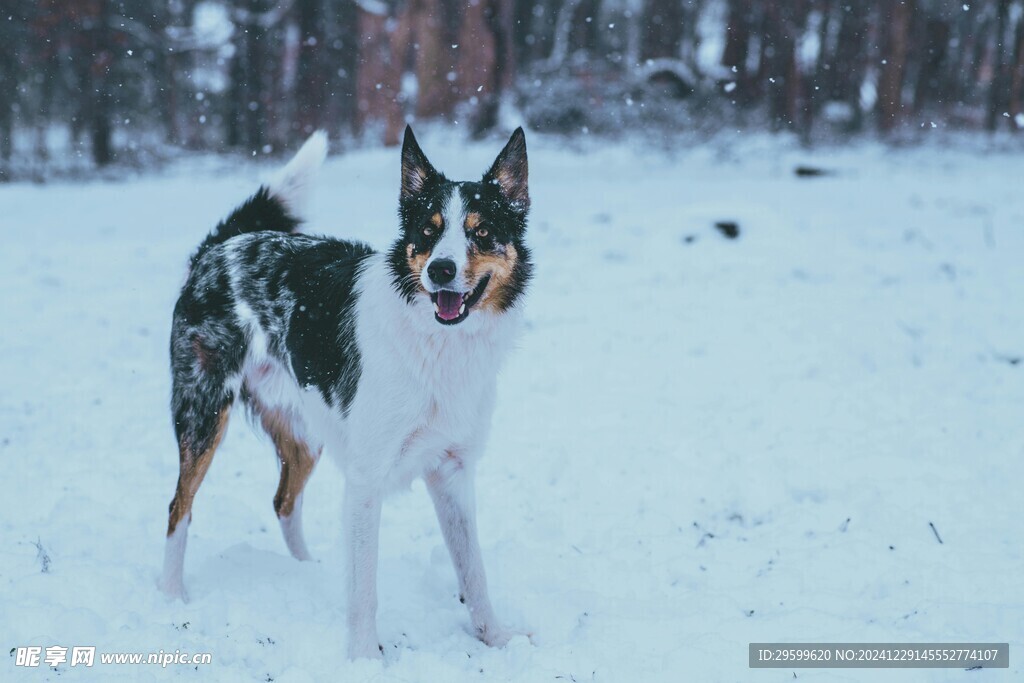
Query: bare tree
[
  {"left": 641, "top": 0, "right": 684, "bottom": 62},
  {"left": 986, "top": 0, "right": 1011, "bottom": 130},
  {"left": 912, "top": 15, "right": 950, "bottom": 113},
  {"left": 1010, "top": 11, "right": 1024, "bottom": 130},
  {"left": 296, "top": 0, "right": 327, "bottom": 137},
  {"left": 877, "top": 0, "right": 914, "bottom": 132},
  {"left": 78, "top": 0, "right": 117, "bottom": 165},
  {"left": 722, "top": 0, "right": 756, "bottom": 102},
  {"left": 828, "top": 1, "right": 871, "bottom": 130},
  {"left": 758, "top": 0, "right": 806, "bottom": 132},
  {"left": 355, "top": 1, "right": 408, "bottom": 145},
  {"left": 412, "top": 0, "right": 458, "bottom": 119},
  {"left": 457, "top": 0, "right": 514, "bottom": 136}
]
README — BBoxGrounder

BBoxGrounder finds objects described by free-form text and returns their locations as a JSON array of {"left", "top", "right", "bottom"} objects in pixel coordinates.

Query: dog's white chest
[
  {"left": 379, "top": 340, "right": 501, "bottom": 486},
  {"left": 291, "top": 254, "right": 524, "bottom": 488}
]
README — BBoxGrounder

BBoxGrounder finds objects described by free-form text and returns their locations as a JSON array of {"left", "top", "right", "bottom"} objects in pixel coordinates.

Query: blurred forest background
[{"left": 3, "top": 0, "right": 1024, "bottom": 176}]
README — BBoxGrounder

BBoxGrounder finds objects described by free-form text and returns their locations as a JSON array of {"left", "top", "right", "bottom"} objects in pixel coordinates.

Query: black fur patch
[
  {"left": 191, "top": 186, "right": 300, "bottom": 268},
  {"left": 281, "top": 238, "right": 371, "bottom": 411}
]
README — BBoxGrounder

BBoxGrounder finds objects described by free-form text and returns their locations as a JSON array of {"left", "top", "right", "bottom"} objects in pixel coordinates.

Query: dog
[{"left": 158, "top": 127, "right": 532, "bottom": 659}]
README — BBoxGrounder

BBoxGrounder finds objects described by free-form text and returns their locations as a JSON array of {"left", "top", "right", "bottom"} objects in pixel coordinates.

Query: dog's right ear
[{"left": 401, "top": 126, "right": 438, "bottom": 199}]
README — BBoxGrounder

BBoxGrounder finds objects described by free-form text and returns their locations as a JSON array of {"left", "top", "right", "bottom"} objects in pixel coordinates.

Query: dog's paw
[
  {"left": 347, "top": 641, "right": 384, "bottom": 661},
  {"left": 156, "top": 577, "right": 189, "bottom": 603}
]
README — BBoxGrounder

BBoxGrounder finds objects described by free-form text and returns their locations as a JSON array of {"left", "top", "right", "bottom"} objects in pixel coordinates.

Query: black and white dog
[{"left": 159, "top": 127, "right": 532, "bottom": 659}]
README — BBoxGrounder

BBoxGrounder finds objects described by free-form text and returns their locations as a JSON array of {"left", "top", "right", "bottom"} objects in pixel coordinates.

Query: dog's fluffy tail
[
  {"left": 265, "top": 130, "right": 329, "bottom": 219},
  {"left": 192, "top": 131, "right": 328, "bottom": 265}
]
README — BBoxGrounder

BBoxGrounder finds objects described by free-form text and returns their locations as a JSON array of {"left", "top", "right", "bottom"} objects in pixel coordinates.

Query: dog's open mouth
[{"left": 430, "top": 275, "right": 490, "bottom": 325}]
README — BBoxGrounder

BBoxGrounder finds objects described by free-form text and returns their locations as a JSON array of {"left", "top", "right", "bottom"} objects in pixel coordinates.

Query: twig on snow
[{"left": 33, "top": 538, "right": 51, "bottom": 573}]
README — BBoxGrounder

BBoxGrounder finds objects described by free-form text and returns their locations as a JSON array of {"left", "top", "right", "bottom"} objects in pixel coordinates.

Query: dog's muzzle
[{"left": 430, "top": 275, "right": 491, "bottom": 325}]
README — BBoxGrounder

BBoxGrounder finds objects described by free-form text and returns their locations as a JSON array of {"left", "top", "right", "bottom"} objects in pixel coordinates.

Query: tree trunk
[
  {"left": 296, "top": 0, "right": 325, "bottom": 137},
  {"left": 546, "top": 0, "right": 582, "bottom": 68},
  {"left": 323, "top": 0, "right": 359, "bottom": 138},
  {"left": 721, "top": 0, "right": 754, "bottom": 102},
  {"left": 511, "top": 0, "right": 535, "bottom": 69},
  {"left": 877, "top": 0, "right": 913, "bottom": 133},
  {"left": 1010, "top": 16, "right": 1024, "bottom": 130},
  {"left": 960, "top": 12, "right": 992, "bottom": 104},
  {"left": 0, "top": 57, "right": 12, "bottom": 162},
  {"left": 912, "top": 18, "right": 950, "bottom": 113},
  {"left": 641, "top": 0, "right": 684, "bottom": 61},
  {"left": 760, "top": 0, "right": 802, "bottom": 131},
  {"left": 986, "top": 0, "right": 1010, "bottom": 131},
  {"left": 825, "top": 1, "right": 869, "bottom": 130},
  {"left": 0, "top": 9, "right": 15, "bottom": 164},
  {"left": 226, "top": 34, "right": 246, "bottom": 148},
  {"left": 414, "top": 0, "right": 459, "bottom": 120},
  {"left": 355, "top": 2, "right": 408, "bottom": 145},
  {"left": 456, "top": 0, "right": 513, "bottom": 136},
  {"left": 88, "top": 0, "right": 115, "bottom": 166},
  {"left": 568, "top": 0, "right": 601, "bottom": 56},
  {"left": 164, "top": 51, "right": 181, "bottom": 145},
  {"left": 244, "top": 0, "right": 266, "bottom": 150}
]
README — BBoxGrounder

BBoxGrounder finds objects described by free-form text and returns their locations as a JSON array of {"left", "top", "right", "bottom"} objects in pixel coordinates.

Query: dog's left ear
[{"left": 484, "top": 127, "right": 529, "bottom": 214}]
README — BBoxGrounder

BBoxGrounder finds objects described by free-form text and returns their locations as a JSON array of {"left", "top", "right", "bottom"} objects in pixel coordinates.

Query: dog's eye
[
  {"left": 475, "top": 227, "right": 489, "bottom": 238},
  {"left": 422, "top": 226, "right": 434, "bottom": 237}
]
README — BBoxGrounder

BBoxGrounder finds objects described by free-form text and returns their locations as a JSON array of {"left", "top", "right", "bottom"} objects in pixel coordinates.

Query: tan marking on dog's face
[
  {"left": 431, "top": 212, "right": 443, "bottom": 228},
  {"left": 464, "top": 212, "right": 482, "bottom": 230},
  {"left": 466, "top": 243, "right": 519, "bottom": 313},
  {"left": 406, "top": 244, "right": 430, "bottom": 290}
]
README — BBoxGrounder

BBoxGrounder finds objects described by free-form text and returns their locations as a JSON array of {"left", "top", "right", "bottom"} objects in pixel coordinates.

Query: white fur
[
  {"left": 158, "top": 521, "right": 190, "bottom": 602},
  {"left": 422, "top": 194, "right": 472, "bottom": 292},
  {"left": 279, "top": 492, "right": 313, "bottom": 561},
  {"left": 266, "top": 130, "right": 328, "bottom": 220},
  {"left": 343, "top": 257, "right": 522, "bottom": 656}
]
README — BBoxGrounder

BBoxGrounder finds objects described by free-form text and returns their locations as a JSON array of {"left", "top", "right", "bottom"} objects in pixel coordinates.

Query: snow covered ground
[{"left": 1, "top": 133, "right": 1022, "bottom": 682}]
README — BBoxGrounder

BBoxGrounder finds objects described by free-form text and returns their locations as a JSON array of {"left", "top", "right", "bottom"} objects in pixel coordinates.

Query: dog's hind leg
[
  {"left": 160, "top": 317, "right": 243, "bottom": 602},
  {"left": 159, "top": 396, "right": 232, "bottom": 602},
  {"left": 256, "top": 407, "right": 320, "bottom": 561}
]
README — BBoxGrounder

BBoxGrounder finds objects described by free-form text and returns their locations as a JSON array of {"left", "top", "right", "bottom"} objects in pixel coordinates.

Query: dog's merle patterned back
[{"left": 170, "top": 190, "right": 373, "bottom": 457}]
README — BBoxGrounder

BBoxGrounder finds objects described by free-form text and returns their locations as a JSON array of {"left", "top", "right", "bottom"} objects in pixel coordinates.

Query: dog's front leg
[
  {"left": 426, "top": 461, "right": 517, "bottom": 647},
  {"left": 343, "top": 483, "right": 383, "bottom": 660}
]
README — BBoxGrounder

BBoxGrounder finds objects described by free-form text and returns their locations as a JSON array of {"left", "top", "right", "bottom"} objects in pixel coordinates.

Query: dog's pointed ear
[
  {"left": 484, "top": 127, "right": 529, "bottom": 213},
  {"left": 401, "top": 125, "right": 438, "bottom": 199}
]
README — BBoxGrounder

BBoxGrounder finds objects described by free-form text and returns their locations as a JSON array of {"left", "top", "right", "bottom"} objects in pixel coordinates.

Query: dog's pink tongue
[{"left": 436, "top": 290, "right": 462, "bottom": 320}]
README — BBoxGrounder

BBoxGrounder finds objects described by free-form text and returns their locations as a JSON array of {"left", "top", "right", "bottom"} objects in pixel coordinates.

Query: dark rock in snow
[
  {"left": 794, "top": 166, "right": 832, "bottom": 178},
  {"left": 714, "top": 221, "right": 740, "bottom": 239}
]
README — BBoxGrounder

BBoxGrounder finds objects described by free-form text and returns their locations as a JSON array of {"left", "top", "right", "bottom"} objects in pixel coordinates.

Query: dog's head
[{"left": 388, "top": 126, "right": 532, "bottom": 326}]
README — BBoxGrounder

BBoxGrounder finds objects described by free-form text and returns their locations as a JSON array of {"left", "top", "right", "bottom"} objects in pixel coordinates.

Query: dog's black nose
[{"left": 427, "top": 258, "right": 457, "bottom": 286}]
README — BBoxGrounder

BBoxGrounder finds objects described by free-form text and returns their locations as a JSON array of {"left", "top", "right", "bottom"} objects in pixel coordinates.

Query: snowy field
[{"left": 1, "top": 134, "right": 1022, "bottom": 682}]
